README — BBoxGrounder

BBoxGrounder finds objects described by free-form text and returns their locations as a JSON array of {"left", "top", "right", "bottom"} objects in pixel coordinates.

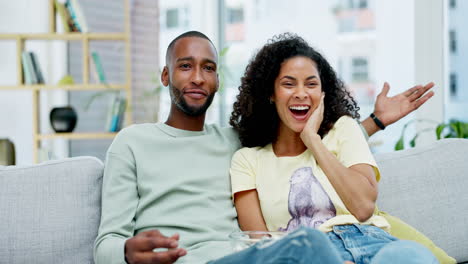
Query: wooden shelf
[
  {"left": 0, "top": 84, "right": 127, "bottom": 91},
  {"left": 0, "top": 33, "right": 127, "bottom": 40},
  {"left": 37, "top": 132, "right": 118, "bottom": 140},
  {"left": 0, "top": 0, "right": 131, "bottom": 163}
]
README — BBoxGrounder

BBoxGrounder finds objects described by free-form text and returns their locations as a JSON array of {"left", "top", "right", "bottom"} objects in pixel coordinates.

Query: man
[{"left": 94, "top": 31, "right": 441, "bottom": 264}]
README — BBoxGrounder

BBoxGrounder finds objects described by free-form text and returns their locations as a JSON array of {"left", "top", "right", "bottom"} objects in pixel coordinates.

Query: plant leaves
[
  {"left": 449, "top": 122, "right": 460, "bottom": 138},
  {"left": 409, "top": 134, "right": 417, "bottom": 148},
  {"left": 435, "top": 124, "right": 446, "bottom": 140},
  {"left": 395, "top": 135, "right": 404, "bottom": 151},
  {"left": 463, "top": 123, "right": 468, "bottom": 138},
  {"left": 219, "top": 46, "right": 229, "bottom": 57},
  {"left": 84, "top": 90, "right": 117, "bottom": 111}
]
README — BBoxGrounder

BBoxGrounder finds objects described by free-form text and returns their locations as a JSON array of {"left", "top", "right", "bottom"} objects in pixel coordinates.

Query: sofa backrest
[
  {"left": 375, "top": 138, "right": 468, "bottom": 263},
  {"left": 0, "top": 156, "right": 104, "bottom": 264}
]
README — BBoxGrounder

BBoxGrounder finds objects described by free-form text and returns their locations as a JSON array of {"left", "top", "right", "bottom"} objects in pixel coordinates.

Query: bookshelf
[{"left": 0, "top": 0, "right": 132, "bottom": 163}]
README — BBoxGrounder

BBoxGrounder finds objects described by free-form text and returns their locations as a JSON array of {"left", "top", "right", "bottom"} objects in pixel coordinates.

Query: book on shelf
[
  {"left": 21, "top": 51, "right": 45, "bottom": 85},
  {"left": 64, "top": 0, "right": 89, "bottom": 33},
  {"left": 104, "top": 92, "right": 118, "bottom": 131},
  {"left": 21, "top": 52, "right": 36, "bottom": 85},
  {"left": 90, "top": 51, "right": 107, "bottom": 84},
  {"left": 116, "top": 97, "right": 127, "bottom": 131},
  {"left": 54, "top": 0, "right": 72, "bottom": 32},
  {"left": 30, "top": 52, "right": 45, "bottom": 84},
  {"left": 106, "top": 95, "right": 126, "bottom": 132}
]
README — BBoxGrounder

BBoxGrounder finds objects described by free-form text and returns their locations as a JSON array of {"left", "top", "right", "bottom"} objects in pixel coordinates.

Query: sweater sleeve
[{"left": 94, "top": 135, "right": 139, "bottom": 264}]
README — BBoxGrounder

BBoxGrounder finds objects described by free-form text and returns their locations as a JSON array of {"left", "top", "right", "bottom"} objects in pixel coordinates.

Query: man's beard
[{"left": 169, "top": 82, "right": 216, "bottom": 117}]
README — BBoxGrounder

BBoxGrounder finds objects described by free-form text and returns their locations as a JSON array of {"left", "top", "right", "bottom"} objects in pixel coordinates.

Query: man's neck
[{"left": 165, "top": 107, "right": 206, "bottom": 131}]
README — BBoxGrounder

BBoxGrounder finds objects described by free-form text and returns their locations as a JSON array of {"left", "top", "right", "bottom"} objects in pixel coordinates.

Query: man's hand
[
  {"left": 362, "top": 82, "right": 435, "bottom": 137},
  {"left": 125, "top": 230, "right": 187, "bottom": 264},
  {"left": 373, "top": 82, "right": 434, "bottom": 126}
]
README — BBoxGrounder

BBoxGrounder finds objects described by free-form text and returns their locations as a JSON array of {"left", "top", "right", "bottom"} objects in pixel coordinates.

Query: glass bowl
[{"left": 229, "top": 231, "right": 287, "bottom": 252}]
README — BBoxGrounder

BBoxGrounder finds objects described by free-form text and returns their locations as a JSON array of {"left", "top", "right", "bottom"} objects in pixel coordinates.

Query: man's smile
[{"left": 184, "top": 88, "right": 208, "bottom": 100}]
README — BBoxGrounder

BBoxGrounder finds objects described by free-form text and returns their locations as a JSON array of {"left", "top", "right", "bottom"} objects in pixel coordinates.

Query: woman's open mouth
[{"left": 289, "top": 105, "right": 310, "bottom": 120}]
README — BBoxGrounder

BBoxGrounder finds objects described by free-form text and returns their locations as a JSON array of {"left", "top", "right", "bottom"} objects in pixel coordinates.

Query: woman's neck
[{"left": 272, "top": 127, "right": 307, "bottom": 157}]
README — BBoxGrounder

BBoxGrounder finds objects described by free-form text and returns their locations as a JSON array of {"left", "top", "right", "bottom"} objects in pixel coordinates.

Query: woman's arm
[
  {"left": 301, "top": 94, "right": 377, "bottom": 222},
  {"left": 234, "top": 190, "right": 269, "bottom": 231},
  {"left": 305, "top": 135, "right": 378, "bottom": 222}
]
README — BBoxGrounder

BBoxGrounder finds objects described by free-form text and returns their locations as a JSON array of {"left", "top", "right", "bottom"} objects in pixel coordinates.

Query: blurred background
[{"left": 0, "top": 0, "right": 466, "bottom": 164}]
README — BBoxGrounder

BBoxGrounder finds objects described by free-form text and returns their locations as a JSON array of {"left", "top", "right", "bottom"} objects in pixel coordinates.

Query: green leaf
[
  {"left": 395, "top": 135, "right": 404, "bottom": 151},
  {"left": 463, "top": 123, "right": 468, "bottom": 138},
  {"left": 84, "top": 90, "right": 116, "bottom": 111},
  {"left": 435, "top": 124, "right": 446, "bottom": 140},
  {"left": 449, "top": 122, "right": 460, "bottom": 138},
  {"left": 409, "top": 134, "right": 417, "bottom": 148},
  {"left": 454, "top": 121, "right": 463, "bottom": 138},
  {"left": 219, "top": 46, "right": 229, "bottom": 57}
]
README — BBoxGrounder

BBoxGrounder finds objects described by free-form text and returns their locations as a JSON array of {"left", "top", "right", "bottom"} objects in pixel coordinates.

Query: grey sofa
[{"left": 0, "top": 138, "right": 467, "bottom": 263}]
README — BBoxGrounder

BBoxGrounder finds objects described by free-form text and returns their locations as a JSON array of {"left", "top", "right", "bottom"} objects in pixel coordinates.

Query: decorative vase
[
  {"left": 0, "top": 138, "right": 15, "bottom": 165},
  {"left": 50, "top": 106, "right": 78, "bottom": 133}
]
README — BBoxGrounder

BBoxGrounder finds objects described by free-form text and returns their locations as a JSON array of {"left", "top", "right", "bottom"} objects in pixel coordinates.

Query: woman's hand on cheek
[{"left": 300, "top": 92, "right": 325, "bottom": 146}]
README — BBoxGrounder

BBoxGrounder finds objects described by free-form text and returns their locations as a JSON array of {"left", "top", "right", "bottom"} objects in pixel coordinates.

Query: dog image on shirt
[{"left": 279, "top": 167, "right": 336, "bottom": 232}]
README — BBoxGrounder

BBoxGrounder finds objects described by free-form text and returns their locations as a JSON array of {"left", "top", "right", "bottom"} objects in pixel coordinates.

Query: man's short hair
[{"left": 165, "top": 31, "right": 217, "bottom": 66}]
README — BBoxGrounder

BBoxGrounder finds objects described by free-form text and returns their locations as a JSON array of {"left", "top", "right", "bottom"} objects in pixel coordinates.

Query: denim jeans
[
  {"left": 209, "top": 227, "right": 343, "bottom": 264},
  {"left": 210, "top": 225, "right": 438, "bottom": 264},
  {"left": 327, "top": 224, "right": 438, "bottom": 264}
]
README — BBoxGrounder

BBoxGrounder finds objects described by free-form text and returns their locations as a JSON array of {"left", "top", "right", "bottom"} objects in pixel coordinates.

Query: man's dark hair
[
  {"left": 229, "top": 32, "right": 360, "bottom": 148},
  {"left": 165, "top": 31, "right": 216, "bottom": 65}
]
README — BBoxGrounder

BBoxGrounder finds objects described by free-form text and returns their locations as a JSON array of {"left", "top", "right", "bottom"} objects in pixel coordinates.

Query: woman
[{"left": 228, "top": 33, "right": 437, "bottom": 263}]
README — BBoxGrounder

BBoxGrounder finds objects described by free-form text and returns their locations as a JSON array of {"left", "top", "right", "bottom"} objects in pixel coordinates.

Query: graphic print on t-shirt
[{"left": 279, "top": 167, "right": 336, "bottom": 232}]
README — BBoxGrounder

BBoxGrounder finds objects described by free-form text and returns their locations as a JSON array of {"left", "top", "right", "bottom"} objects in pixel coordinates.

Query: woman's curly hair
[{"left": 229, "top": 33, "right": 360, "bottom": 148}]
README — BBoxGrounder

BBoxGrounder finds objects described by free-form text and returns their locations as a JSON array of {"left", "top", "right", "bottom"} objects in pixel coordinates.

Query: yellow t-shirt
[{"left": 230, "top": 116, "right": 390, "bottom": 233}]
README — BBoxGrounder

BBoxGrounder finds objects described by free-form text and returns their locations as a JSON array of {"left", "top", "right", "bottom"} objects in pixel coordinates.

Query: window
[
  {"left": 359, "top": 0, "right": 368, "bottom": 9},
  {"left": 166, "top": 9, "right": 179, "bottom": 28},
  {"left": 450, "top": 73, "right": 457, "bottom": 97},
  {"left": 446, "top": 0, "right": 467, "bottom": 123},
  {"left": 352, "top": 57, "right": 368, "bottom": 82},
  {"left": 165, "top": 8, "right": 189, "bottom": 29},
  {"left": 449, "top": 30, "right": 457, "bottom": 53},
  {"left": 227, "top": 7, "right": 244, "bottom": 24}
]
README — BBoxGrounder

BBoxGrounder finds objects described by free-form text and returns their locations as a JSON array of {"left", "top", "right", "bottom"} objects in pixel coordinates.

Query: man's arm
[{"left": 361, "top": 82, "right": 435, "bottom": 137}]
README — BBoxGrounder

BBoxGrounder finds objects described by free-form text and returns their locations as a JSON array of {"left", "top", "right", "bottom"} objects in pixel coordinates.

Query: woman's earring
[{"left": 269, "top": 98, "right": 274, "bottom": 104}]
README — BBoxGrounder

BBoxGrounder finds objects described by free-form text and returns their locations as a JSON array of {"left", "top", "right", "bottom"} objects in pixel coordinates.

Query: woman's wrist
[
  {"left": 303, "top": 133, "right": 322, "bottom": 150},
  {"left": 369, "top": 113, "right": 386, "bottom": 130}
]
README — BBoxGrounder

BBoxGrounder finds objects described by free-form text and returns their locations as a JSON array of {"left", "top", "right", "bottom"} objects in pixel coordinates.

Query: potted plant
[{"left": 395, "top": 119, "right": 468, "bottom": 150}]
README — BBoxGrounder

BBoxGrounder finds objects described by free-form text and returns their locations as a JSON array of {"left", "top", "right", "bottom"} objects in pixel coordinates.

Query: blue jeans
[
  {"left": 327, "top": 224, "right": 438, "bottom": 264},
  {"left": 209, "top": 227, "right": 343, "bottom": 263},
  {"left": 210, "top": 225, "right": 438, "bottom": 264}
]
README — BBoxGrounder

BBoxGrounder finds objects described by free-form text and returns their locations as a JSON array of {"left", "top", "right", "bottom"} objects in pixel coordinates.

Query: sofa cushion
[
  {"left": 0, "top": 156, "right": 104, "bottom": 264},
  {"left": 375, "top": 138, "right": 468, "bottom": 263}
]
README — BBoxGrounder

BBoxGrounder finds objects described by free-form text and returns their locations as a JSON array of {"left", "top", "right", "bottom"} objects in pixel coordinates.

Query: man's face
[{"left": 162, "top": 37, "right": 219, "bottom": 116}]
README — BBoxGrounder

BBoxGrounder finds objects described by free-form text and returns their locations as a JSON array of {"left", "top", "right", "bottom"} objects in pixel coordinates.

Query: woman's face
[{"left": 272, "top": 56, "right": 323, "bottom": 133}]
